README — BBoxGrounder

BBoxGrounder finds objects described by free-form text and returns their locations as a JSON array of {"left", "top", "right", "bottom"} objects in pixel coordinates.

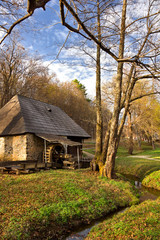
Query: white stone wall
[
  {"left": 13, "top": 135, "right": 27, "bottom": 160},
  {"left": 0, "top": 135, "right": 27, "bottom": 161},
  {"left": 0, "top": 138, "right": 5, "bottom": 160},
  {"left": 0, "top": 134, "right": 45, "bottom": 162}
]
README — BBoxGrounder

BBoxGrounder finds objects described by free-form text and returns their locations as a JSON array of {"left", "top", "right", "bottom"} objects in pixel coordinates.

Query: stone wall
[
  {"left": 0, "top": 135, "right": 27, "bottom": 161},
  {"left": 0, "top": 134, "right": 44, "bottom": 162},
  {"left": 26, "top": 134, "right": 44, "bottom": 162}
]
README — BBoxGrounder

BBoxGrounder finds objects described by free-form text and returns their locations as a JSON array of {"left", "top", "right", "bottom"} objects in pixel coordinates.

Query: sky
[
  {"left": 0, "top": 0, "right": 117, "bottom": 99},
  {"left": 1, "top": 0, "right": 159, "bottom": 98},
  {"left": 19, "top": 1, "right": 102, "bottom": 98}
]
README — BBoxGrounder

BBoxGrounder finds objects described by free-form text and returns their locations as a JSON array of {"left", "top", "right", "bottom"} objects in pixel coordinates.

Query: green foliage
[
  {"left": 142, "top": 170, "right": 160, "bottom": 191},
  {"left": 86, "top": 198, "right": 160, "bottom": 240},
  {"left": 0, "top": 169, "right": 138, "bottom": 239},
  {"left": 72, "top": 79, "right": 87, "bottom": 97}
]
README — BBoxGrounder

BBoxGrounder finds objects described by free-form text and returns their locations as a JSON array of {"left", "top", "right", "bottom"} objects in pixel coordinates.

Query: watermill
[
  {"left": 43, "top": 143, "right": 65, "bottom": 168},
  {"left": 43, "top": 142, "right": 80, "bottom": 169}
]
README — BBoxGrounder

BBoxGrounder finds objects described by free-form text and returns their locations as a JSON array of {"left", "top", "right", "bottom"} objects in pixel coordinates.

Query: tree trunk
[
  {"left": 95, "top": 0, "right": 103, "bottom": 164},
  {"left": 103, "top": 0, "right": 127, "bottom": 179},
  {"left": 152, "top": 139, "right": 155, "bottom": 150},
  {"left": 128, "top": 109, "right": 133, "bottom": 154},
  {"left": 95, "top": 40, "right": 103, "bottom": 158},
  {"left": 102, "top": 60, "right": 123, "bottom": 178}
]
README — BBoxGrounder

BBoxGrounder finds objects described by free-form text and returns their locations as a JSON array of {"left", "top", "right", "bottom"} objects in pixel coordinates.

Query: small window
[{"left": 47, "top": 107, "right": 52, "bottom": 112}]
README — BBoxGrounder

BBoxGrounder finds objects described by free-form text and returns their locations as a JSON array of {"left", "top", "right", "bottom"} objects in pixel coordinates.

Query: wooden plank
[
  {"left": 46, "top": 163, "right": 52, "bottom": 168},
  {"left": 24, "top": 162, "right": 37, "bottom": 170},
  {"left": 37, "top": 163, "right": 46, "bottom": 169},
  {"left": 63, "top": 160, "right": 75, "bottom": 165}
]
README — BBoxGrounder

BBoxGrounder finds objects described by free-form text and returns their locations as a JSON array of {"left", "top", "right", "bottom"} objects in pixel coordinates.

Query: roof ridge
[{"left": 17, "top": 95, "right": 59, "bottom": 109}]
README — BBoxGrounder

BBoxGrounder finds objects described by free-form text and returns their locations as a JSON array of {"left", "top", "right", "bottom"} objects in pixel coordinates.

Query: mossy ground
[
  {"left": 0, "top": 169, "right": 138, "bottom": 240},
  {"left": 142, "top": 170, "right": 160, "bottom": 191},
  {"left": 86, "top": 198, "right": 160, "bottom": 240},
  {"left": 85, "top": 142, "right": 160, "bottom": 240}
]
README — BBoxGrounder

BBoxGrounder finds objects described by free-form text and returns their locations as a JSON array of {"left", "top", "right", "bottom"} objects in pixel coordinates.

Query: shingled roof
[{"left": 0, "top": 95, "right": 90, "bottom": 138}]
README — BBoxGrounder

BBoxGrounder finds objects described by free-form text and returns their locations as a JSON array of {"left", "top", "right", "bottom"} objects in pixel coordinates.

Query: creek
[{"left": 65, "top": 175, "right": 160, "bottom": 240}]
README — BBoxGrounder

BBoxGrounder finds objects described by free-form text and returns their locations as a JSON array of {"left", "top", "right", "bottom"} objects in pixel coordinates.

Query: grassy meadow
[
  {"left": 85, "top": 141, "right": 160, "bottom": 240},
  {"left": 86, "top": 197, "right": 160, "bottom": 240},
  {"left": 142, "top": 170, "right": 160, "bottom": 191},
  {"left": 1, "top": 141, "right": 160, "bottom": 239},
  {"left": 115, "top": 144, "right": 160, "bottom": 180},
  {"left": 0, "top": 169, "right": 138, "bottom": 240}
]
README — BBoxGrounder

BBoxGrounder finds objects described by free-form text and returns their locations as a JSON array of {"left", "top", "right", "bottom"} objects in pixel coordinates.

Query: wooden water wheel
[{"left": 43, "top": 143, "right": 65, "bottom": 168}]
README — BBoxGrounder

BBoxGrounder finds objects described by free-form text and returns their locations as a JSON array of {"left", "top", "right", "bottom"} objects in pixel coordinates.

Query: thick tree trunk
[
  {"left": 101, "top": 122, "right": 111, "bottom": 164},
  {"left": 104, "top": 62, "right": 123, "bottom": 178},
  {"left": 103, "top": 0, "right": 127, "bottom": 179}
]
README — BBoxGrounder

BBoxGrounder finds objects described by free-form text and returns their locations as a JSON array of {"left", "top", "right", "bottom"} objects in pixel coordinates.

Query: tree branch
[
  {"left": 130, "top": 91, "right": 160, "bottom": 103},
  {"left": 59, "top": 1, "right": 91, "bottom": 40},
  {"left": 60, "top": 0, "right": 118, "bottom": 61},
  {"left": 0, "top": 13, "right": 32, "bottom": 45},
  {"left": 0, "top": 0, "right": 51, "bottom": 45}
]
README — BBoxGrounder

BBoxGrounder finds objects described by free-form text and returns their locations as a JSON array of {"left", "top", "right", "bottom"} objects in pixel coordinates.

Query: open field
[{"left": 0, "top": 169, "right": 138, "bottom": 240}]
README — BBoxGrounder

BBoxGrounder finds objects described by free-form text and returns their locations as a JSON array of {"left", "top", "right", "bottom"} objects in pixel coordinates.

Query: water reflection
[
  {"left": 135, "top": 180, "right": 142, "bottom": 188},
  {"left": 65, "top": 227, "right": 93, "bottom": 240}
]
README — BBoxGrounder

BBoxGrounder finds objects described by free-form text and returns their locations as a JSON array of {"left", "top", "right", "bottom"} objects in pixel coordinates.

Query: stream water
[{"left": 65, "top": 176, "right": 160, "bottom": 240}]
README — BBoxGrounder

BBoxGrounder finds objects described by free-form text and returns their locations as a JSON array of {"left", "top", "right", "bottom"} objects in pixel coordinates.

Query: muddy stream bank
[{"left": 65, "top": 175, "right": 160, "bottom": 240}]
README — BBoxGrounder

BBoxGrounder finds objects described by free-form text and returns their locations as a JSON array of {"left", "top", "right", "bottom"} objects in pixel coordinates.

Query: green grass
[
  {"left": 86, "top": 197, "right": 160, "bottom": 240},
  {"left": 142, "top": 170, "right": 160, "bottom": 191},
  {"left": 0, "top": 169, "right": 138, "bottom": 240},
  {"left": 115, "top": 156, "right": 160, "bottom": 180},
  {"left": 83, "top": 148, "right": 95, "bottom": 155},
  {"left": 116, "top": 145, "right": 160, "bottom": 180}
]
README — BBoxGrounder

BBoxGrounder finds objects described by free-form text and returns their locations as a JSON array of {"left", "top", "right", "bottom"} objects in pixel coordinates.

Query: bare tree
[
  {"left": 0, "top": 37, "right": 26, "bottom": 107},
  {"left": 59, "top": 0, "right": 160, "bottom": 178},
  {"left": 1, "top": 0, "right": 160, "bottom": 178}
]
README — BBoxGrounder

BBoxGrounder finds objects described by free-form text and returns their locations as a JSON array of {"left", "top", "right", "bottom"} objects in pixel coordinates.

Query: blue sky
[
  {"left": 7, "top": 0, "right": 116, "bottom": 99},
  {"left": 17, "top": 1, "right": 99, "bottom": 98},
  {"left": 1, "top": 0, "right": 158, "bottom": 98}
]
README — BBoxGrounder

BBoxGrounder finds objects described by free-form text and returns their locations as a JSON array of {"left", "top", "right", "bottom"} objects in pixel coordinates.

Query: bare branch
[
  {"left": 60, "top": 0, "right": 118, "bottom": 61},
  {"left": 0, "top": 0, "right": 51, "bottom": 45},
  {"left": 136, "top": 74, "right": 160, "bottom": 81},
  {"left": 130, "top": 91, "right": 160, "bottom": 103},
  {"left": 47, "top": 31, "right": 71, "bottom": 66},
  {"left": 126, "top": 10, "right": 160, "bottom": 29},
  {"left": 0, "top": 13, "right": 32, "bottom": 45},
  {"left": 59, "top": 1, "right": 91, "bottom": 40}
]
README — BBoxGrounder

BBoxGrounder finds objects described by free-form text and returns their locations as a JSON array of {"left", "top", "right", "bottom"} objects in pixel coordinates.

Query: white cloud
[
  {"left": 44, "top": 60, "right": 96, "bottom": 98},
  {"left": 0, "top": 31, "right": 5, "bottom": 39}
]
